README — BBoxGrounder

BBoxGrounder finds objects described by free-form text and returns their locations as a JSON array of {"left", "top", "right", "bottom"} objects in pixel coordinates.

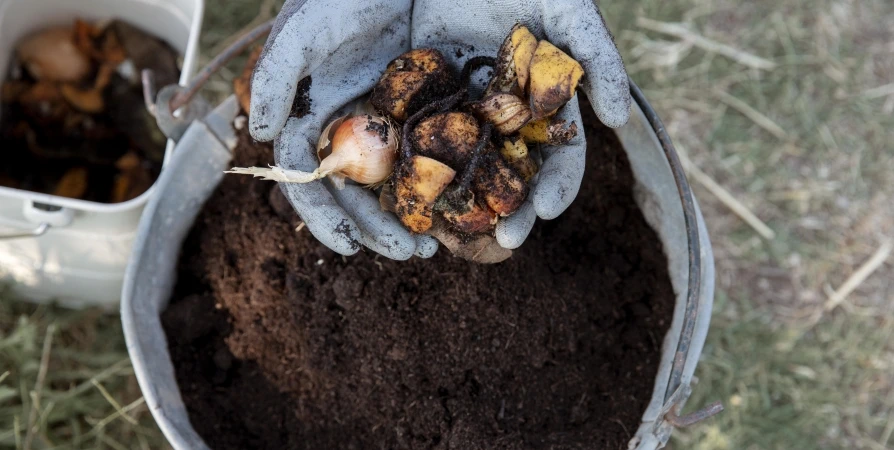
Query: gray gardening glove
[
  {"left": 248, "top": 0, "right": 441, "bottom": 260},
  {"left": 250, "top": 0, "right": 629, "bottom": 258},
  {"left": 412, "top": 0, "right": 631, "bottom": 249}
]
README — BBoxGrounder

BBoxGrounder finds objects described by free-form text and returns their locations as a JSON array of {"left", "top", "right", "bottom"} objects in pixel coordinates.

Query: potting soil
[{"left": 163, "top": 102, "right": 676, "bottom": 450}]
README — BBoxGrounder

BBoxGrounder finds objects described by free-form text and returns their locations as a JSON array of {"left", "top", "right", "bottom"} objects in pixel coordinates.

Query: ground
[{"left": 2, "top": 0, "right": 893, "bottom": 449}]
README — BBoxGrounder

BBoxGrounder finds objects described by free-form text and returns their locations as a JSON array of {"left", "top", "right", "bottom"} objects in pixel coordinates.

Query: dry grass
[
  {"left": 0, "top": 291, "right": 169, "bottom": 450},
  {"left": 2, "top": 0, "right": 893, "bottom": 448},
  {"left": 600, "top": 0, "right": 894, "bottom": 448}
]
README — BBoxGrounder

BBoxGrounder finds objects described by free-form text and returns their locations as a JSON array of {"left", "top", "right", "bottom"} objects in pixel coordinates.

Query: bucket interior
[
  {"left": 0, "top": 0, "right": 193, "bottom": 76},
  {"left": 0, "top": 0, "right": 197, "bottom": 213},
  {"left": 0, "top": 0, "right": 203, "bottom": 306}
]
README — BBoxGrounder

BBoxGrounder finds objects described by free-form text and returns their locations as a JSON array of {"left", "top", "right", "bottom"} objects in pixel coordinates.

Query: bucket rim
[{"left": 629, "top": 78, "right": 721, "bottom": 429}]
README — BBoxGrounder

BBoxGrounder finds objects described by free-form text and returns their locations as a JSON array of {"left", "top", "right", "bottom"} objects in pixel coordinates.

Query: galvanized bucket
[{"left": 121, "top": 79, "right": 718, "bottom": 449}]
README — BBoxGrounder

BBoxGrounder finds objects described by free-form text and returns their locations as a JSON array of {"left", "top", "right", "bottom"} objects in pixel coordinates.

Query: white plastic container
[{"left": 0, "top": 0, "right": 204, "bottom": 309}]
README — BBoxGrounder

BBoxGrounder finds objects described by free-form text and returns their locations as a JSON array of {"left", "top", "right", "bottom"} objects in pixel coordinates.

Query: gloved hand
[
  {"left": 249, "top": 0, "right": 436, "bottom": 260},
  {"left": 249, "top": 0, "right": 630, "bottom": 258},
  {"left": 411, "top": 0, "right": 630, "bottom": 248}
]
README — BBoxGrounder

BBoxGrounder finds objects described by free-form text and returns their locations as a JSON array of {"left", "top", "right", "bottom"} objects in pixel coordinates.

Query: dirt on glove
[{"left": 163, "top": 99, "right": 676, "bottom": 450}]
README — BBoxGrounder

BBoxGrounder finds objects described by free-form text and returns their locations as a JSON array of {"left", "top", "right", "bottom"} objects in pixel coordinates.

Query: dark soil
[{"left": 163, "top": 101, "right": 676, "bottom": 450}]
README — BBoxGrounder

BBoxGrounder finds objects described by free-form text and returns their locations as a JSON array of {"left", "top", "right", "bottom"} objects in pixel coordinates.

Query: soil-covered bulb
[
  {"left": 411, "top": 112, "right": 480, "bottom": 171},
  {"left": 370, "top": 49, "right": 456, "bottom": 121}
]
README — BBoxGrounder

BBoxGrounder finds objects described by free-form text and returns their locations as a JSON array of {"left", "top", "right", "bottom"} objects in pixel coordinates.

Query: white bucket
[{"left": 0, "top": 0, "right": 204, "bottom": 309}]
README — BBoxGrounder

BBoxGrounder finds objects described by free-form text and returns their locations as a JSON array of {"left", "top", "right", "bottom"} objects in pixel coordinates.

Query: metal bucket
[{"left": 121, "top": 80, "right": 717, "bottom": 449}]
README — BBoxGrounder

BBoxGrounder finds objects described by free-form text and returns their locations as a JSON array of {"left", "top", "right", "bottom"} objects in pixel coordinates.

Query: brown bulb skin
[
  {"left": 370, "top": 49, "right": 457, "bottom": 121},
  {"left": 395, "top": 155, "right": 457, "bottom": 233},
  {"left": 472, "top": 152, "right": 528, "bottom": 217},
  {"left": 411, "top": 112, "right": 480, "bottom": 171},
  {"left": 441, "top": 199, "right": 497, "bottom": 234}
]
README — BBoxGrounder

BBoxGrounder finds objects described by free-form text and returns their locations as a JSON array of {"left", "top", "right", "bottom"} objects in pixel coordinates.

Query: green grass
[
  {"left": 0, "top": 289, "right": 168, "bottom": 450},
  {"left": 674, "top": 297, "right": 894, "bottom": 449},
  {"left": 3, "top": 0, "right": 894, "bottom": 448},
  {"left": 599, "top": 0, "right": 894, "bottom": 448}
]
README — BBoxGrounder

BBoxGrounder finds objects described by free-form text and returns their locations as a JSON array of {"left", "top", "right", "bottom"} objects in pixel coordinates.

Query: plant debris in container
[
  {"left": 228, "top": 25, "right": 585, "bottom": 262},
  {"left": 163, "top": 96, "right": 675, "bottom": 450},
  {"left": 0, "top": 19, "right": 180, "bottom": 203}
]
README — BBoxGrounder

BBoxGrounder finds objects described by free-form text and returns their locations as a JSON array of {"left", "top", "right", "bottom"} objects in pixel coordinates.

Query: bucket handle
[
  {"left": 0, "top": 201, "right": 74, "bottom": 240},
  {"left": 0, "top": 222, "right": 50, "bottom": 240},
  {"left": 630, "top": 79, "right": 724, "bottom": 427}
]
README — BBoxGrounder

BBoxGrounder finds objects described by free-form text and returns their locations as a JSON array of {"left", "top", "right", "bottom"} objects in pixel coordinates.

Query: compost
[
  {"left": 0, "top": 19, "right": 179, "bottom": 203},
  {"left": 163, "top": 100, "right": 675, "bottom": 450}
]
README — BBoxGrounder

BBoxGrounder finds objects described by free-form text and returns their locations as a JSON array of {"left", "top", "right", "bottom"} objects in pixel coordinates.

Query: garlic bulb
[
  {"left": 226, "top": 114, "right": 398, "bottom": 189},
  {"left": 470, "top": 93, "right": 532, "bottom": 135}
]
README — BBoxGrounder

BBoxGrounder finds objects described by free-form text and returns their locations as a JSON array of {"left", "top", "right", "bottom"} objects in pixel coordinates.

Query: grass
[
  {"left": 2, "top": 0, "right": 893, "bottom": 448},
  {"left": 599, "top": 0, "right": 894, "bottom": 448},
  {"left": 0, "top": 290, "right": 168, "bottom": 450},
  {"left": 673, "top": 296, "right": 894, "bottom": 449}
]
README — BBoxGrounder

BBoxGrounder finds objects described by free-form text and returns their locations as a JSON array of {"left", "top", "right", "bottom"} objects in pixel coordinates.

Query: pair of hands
[{"left": 249, "top": 0, "right": 631, "bottom": 260}]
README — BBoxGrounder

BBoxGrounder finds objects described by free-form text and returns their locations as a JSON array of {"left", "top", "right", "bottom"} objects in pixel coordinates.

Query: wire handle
[
  {"left": 629, "top": 79, "right": 723, "bottom": 429},
  {"left": 0, "top": 222, "right": 50, "bottom": 240},
  {"left": 143, "top": 19, "right": 274, "bottom": 119}
]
